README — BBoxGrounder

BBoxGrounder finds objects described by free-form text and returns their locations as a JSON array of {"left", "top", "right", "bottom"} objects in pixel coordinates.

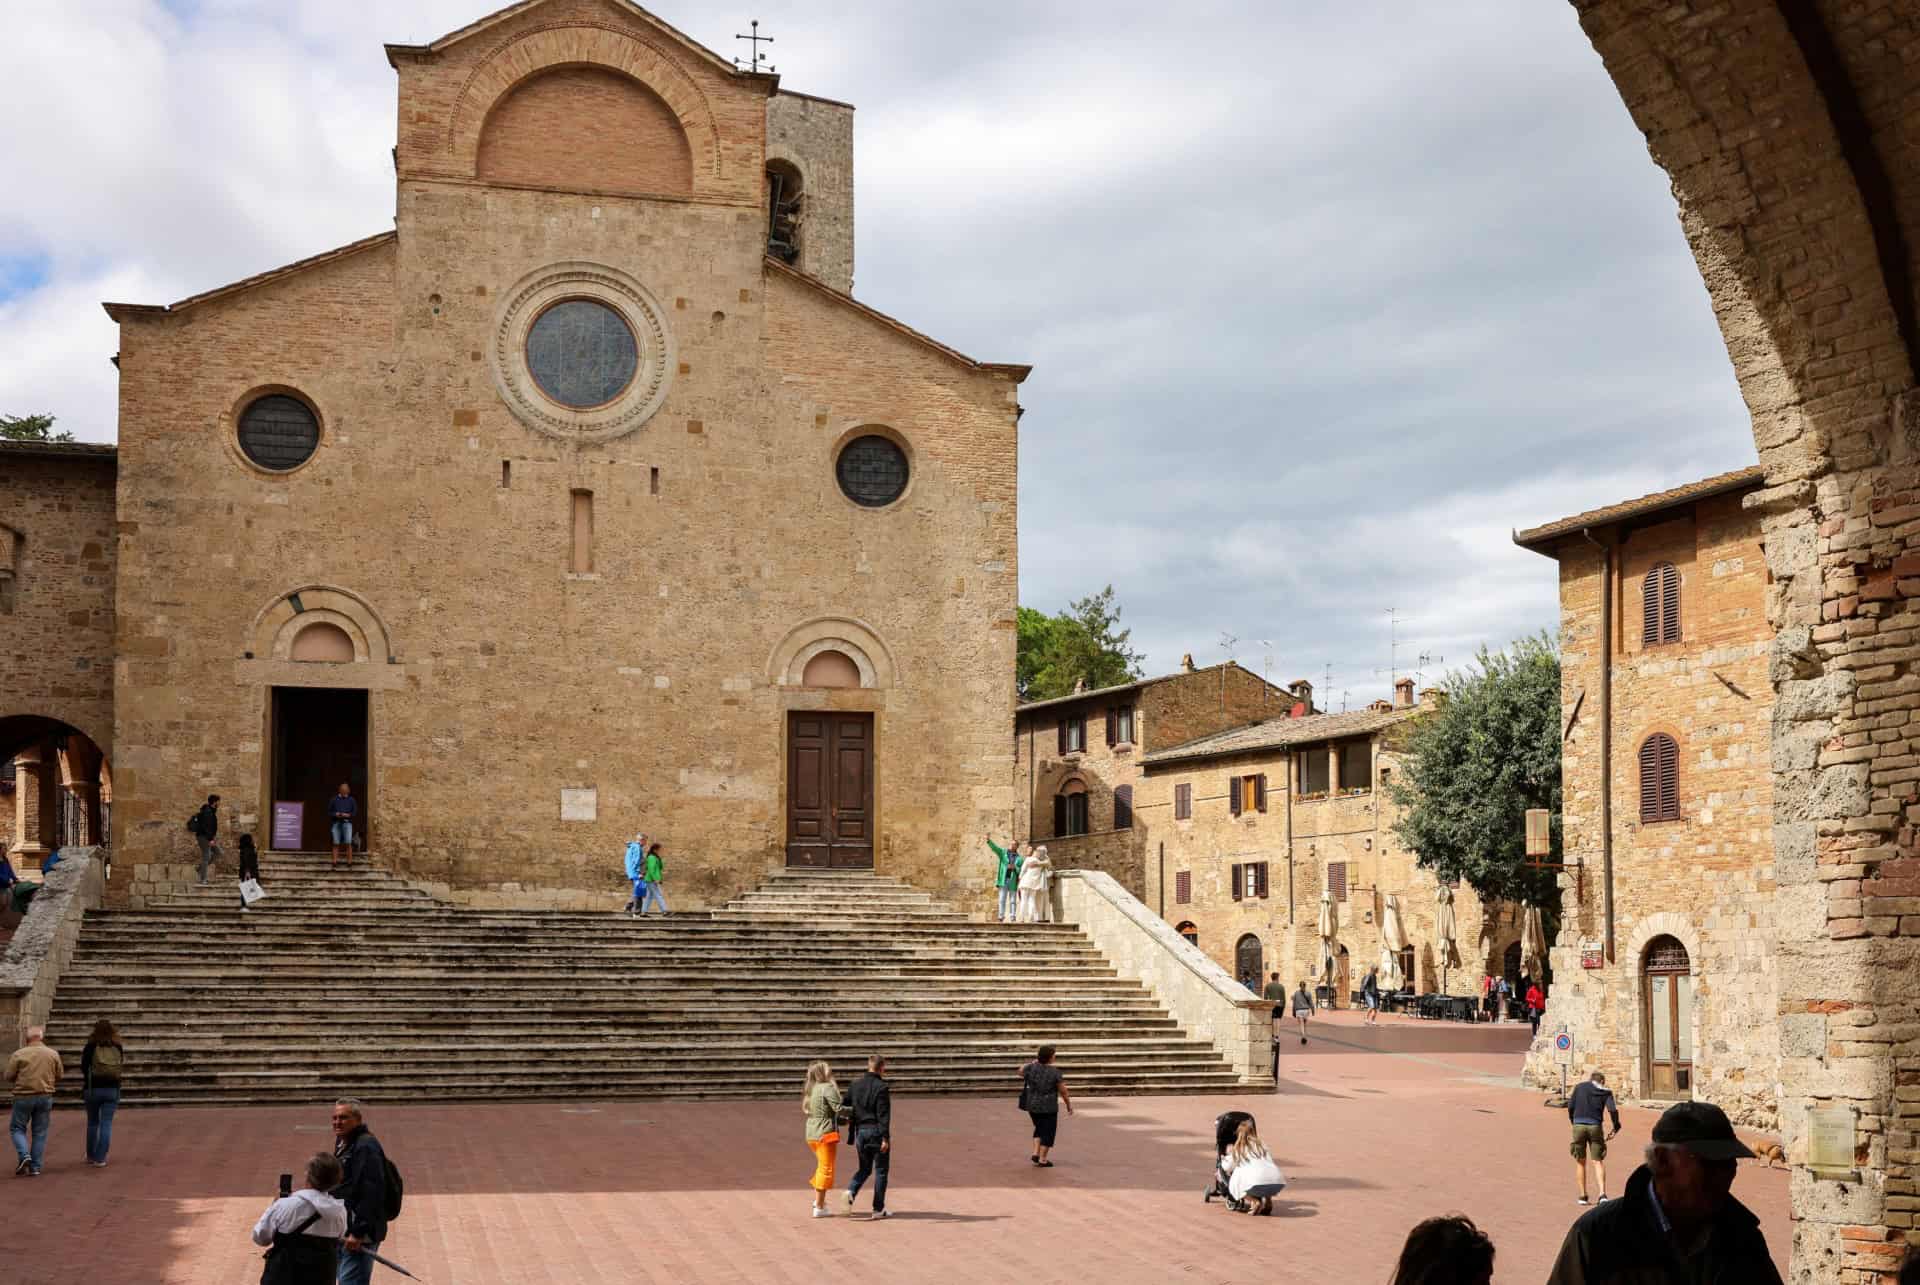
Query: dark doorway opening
[
  {"left": 1234, "top": 933, "right": 1263, "bottom": 987},
  {"left": 786, "top": 711, "right": 874, "bottom": 868},
  {"left": 271, "top": 687, "right": 368, "bottom": 851}
]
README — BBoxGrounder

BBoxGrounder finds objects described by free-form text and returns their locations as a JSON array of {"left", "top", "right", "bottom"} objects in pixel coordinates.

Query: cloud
[{"left": 0, "top": 0, "right": 1754, "bottom": 706}]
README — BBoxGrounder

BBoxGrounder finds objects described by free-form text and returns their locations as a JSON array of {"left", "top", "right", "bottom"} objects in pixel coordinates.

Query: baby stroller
[{"left": 1203, "top": 1111, "right": 1255, "bottom": 1212}]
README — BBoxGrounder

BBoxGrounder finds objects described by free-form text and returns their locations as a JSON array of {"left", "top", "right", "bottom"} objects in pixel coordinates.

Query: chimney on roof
[
  {"left": 1072, "top": 676, "right": 1087, "bottom": 695},
  {"left": 1368, "top": 699, "right": 1393, "bottom": 713},
  {"left": 1289, "top": 679, "right": 1313, "bottom": 710},
  {"left": 1421, "top": 687, "right": 1445, "bottom": 709},
  {"left": 1394, "top": 677, "right": 1415, "bottom": 709},
  {"left": 1180, "top": 653, "right": 1196, "bottom": 673}
]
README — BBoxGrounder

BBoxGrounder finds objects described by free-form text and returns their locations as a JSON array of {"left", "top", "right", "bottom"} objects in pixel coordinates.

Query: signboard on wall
[
  {"left": 1808, "top": 1105, "right": 1857, "bottom": 1173},
  {"left": 1525, "top": 808, "right": 1552, "bottom": 857},
  {"left": 271, "top": 802, "right": 303, "bottom": 851},
  {"left": 1580, "top": 940, "right": 1605, "bottom": 969}
]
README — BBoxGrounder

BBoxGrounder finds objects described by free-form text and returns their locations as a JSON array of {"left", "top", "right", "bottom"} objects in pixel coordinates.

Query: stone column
[{"left": 9, "top": 744, "right": 50, "bottom": 865}]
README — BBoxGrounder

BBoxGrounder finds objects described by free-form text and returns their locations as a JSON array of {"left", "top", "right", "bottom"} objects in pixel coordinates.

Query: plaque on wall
[
  {"left": 271, "top": 802, "right": 303, "bottom": 851},
  {"left": 1580, "top": 940, "right": 1604, "bottom": 969},
  {"left": 560, "top": 788, "right": 598, "bottom": 822},
  {"left": 1807, "top": 1104, "right": 1857, "bottom": 1173}
]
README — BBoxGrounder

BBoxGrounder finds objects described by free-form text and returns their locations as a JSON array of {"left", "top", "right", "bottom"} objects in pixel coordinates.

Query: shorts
[
  {"left": 1364, "top": 994, "right": 1378, "bottom": 1011},
  {"left": 330, "top": 820, "right": 354, "bottom": 844},
  {"left": 1570, "top": 1123, "right": 1608, "bottom": 1160}
]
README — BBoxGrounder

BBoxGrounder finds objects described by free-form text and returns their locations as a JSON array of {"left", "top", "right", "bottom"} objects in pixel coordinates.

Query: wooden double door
[{"left": 785, "top": 712, "right": 874, "bottom": 868}]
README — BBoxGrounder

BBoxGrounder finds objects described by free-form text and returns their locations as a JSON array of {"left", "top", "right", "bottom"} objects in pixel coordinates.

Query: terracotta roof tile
[
  {"left": 1512, "top": 466, "right": 1764, "bottom": 551},
  {"left": 1142, "top": 704, "right": 1425, "bottom": 765}
]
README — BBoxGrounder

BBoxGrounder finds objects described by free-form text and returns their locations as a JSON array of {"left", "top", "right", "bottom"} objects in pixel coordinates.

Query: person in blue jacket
[{"left": 622, "top": 832, "right": 649, "bottom": 918}]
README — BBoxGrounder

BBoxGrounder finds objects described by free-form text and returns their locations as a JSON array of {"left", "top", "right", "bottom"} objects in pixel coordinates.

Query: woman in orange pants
[{"left": 804, "top": 1060, "right": 843, "bottom": 1217}]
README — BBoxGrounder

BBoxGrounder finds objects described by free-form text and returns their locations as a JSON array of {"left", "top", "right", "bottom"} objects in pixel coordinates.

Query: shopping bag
[{"left": 239, "top": 878, "right": 267, "bottom": 906}]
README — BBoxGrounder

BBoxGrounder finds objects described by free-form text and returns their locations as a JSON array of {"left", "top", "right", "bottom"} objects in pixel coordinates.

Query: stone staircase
[{"left": 42, "top": 855, "right": 1242, "bottom": 1106}]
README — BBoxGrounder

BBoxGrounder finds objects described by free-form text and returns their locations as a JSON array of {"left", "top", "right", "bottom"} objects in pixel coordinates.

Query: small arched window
[
  {"left": 1113, "top": 784, "right": 1133, "bottom": 830},
  {"left": 1638, "top": 732, "right": 1680, "bottom": 822},
  {"left": 1642, "top": 562, "right": 1679, "bottom": 645},
  {"left": 1054, "top": 777, "right": 1089, "bottom": 837},
  {"left": 1175, "top": 919, "right": 1199, "bottom": 946}
]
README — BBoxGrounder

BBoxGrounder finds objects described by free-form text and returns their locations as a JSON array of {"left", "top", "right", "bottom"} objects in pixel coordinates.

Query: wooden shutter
[
  {"left": 1254, "top": 862, "right": 1269, "bottom": 898},
  {"left": 1175, "top": 870, "right": 1192, "bottom": 904},
  {"left": 1329, "top": 861, "right": 1348, "bottom": 902},
  {"left": 1114, "top": 785, "right": 1133, "bottom": 830},
  {"left": 1231, "top": 863, "right": 1244, "bottom": 901},
  {"left": 1254, "top": 773, "right": 1268, "bottom": 813},
  {"left": 1057, "top": 719, "right": 1066, "bottom": 755},
  {"left": 1640, "top": 733, "right": 1679, "bottom": 821},
  {"left": 1053, "top": 793, "right": 1067, "bottom": 835},
  {"left": 1660, "top": 564, "right": 1679, "bottom": 643},
  {"left": 1229, "top": 776, "right": 1243, "bottom": 816},
  {"left": 1175, "top": 783, "right": 1191, "bottom": 820},
  {"left": 1106, "top": 706, "right": 1117, "bottom": 746}
]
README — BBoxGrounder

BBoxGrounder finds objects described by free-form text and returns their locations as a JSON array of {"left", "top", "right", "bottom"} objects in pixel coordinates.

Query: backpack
[
  {"left": 381, "top": 1154, "right": 404, "bottom": 1222},
  {"left": 185, "top": 812, "right": 201, "bottom": 835},
  {"left": 90, "top": 1043, "right": 124, "bottom": 1085}
]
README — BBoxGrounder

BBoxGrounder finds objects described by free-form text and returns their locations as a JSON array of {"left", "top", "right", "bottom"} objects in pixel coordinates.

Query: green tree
[
  {"left": 1016, "top": 585, "right": 1146, "bottom": 701},
  {"left": 0, "top": 413, "right": 72, "bottom": 442},
  {"left": 1386, "top": 632, "right": 1562, "bottom": 907}
]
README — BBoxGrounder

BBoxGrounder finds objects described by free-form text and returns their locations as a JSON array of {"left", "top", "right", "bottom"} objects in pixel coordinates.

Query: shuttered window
[
  {"left": 1175, "top": 871, "right": 1192, "bottom": 904},
  {"left": 1643, "top": 562, "right": 1680, "bottom": 645},
  {"left": 1117, "top": 704, "right": 1135, "bottom": 743},
  {"left": 1250, "top": 861, "right": 1269, "bottom": 898},
  {"left": 1114, "top": 785, "right": 1133, "bottom": 830},
  {"left": 1639, "top": 732, "right": 1680, "bottom": 822},
  {"left": 1174, "top": 783, "right": 1191, "bottom": 820},
  {"left": 1060, "top": 716, "right": 1085, "bottom": 754},
  {"left": 1328, "top": 861, "right": 1348, "bottom": 902},
  {"left": 1231, "top": 864, "right": 1244, "bottom": 901},
  {"left": 1229, "top": 774, "right": 1243, "bottom": 817},
  {"left": 1229, "top": 775, "right": 1267, "bottom": 815}
]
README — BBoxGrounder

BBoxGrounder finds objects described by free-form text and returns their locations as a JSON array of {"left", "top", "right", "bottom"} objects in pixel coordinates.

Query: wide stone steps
[{"left": 45, "top": 861, "right": 1240, "bottom": 1104}]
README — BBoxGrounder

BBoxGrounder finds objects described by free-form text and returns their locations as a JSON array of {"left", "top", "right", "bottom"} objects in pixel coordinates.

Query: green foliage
[
  {"left": 0, "top": 413, "right": 72, "bottom": 442},
  {"left": 1386, "top": 632, "right": 1562, "bottom": 907},
  {"left": 1016, "top": 586, "right": 1146, "bottom": 701}
]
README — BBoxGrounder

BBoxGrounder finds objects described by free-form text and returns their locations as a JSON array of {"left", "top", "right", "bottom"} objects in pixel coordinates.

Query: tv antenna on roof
[{"left": 734, "top": 19, "right": 776, "bottom": 75}]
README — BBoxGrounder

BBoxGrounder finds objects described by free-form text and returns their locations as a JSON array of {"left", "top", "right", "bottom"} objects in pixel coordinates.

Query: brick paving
[{"left": 3, "top": 1010, "right": 1790, "bottom": 1283}]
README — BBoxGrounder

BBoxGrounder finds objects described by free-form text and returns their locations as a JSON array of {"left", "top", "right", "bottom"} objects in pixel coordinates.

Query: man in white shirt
[{"left": 253, "top": 1153, "right": 349, "bottom": 1282}]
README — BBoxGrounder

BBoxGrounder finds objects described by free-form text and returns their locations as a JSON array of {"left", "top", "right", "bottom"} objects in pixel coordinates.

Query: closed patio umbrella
[
  {"left": 1434, "top": 882, "right": 1461, "bottom": 992},
  {"left": 1317, "top": 888, "right": 1337, "bottom": 982},
  {"left": 1380, "top": 893, "right": 1407, "bottom": 991},
  {"left": 1524, "top": 903, "right": 1549, "bottom": 982}
]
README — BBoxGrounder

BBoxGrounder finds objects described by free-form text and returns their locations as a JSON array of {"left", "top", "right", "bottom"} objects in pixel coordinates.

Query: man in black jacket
[
  {"left": 842, "top": 1054, "right": 892, "bottom": 1219},
  {"left": 330, "top": 1099, "right": 389, "bottom": 1285},
  {"left": 1545, "top": 1100, "right": 1781, "bottom": 1285},
  {"left": 191, "top": 794, "right": 220, "bottom": 886}
]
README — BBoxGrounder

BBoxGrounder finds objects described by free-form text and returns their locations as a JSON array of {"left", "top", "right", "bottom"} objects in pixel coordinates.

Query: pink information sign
[{"left": 271, "top": 801, "right": 304, "bottom": 851}]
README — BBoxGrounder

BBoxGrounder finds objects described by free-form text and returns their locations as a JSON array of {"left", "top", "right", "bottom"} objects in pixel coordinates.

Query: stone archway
[
  {"left": 0, "top": 713, "right": 112, "bottom": 863},
  {"left": 1577, "top": 4, "right": 1920, "bottom": 1274}
]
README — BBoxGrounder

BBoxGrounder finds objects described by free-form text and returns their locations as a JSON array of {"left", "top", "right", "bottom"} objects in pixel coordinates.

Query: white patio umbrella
[
  {"left": 1524, "top": 903, "right": 1549, "bottom": 982},
  {"left": 1434, "top": 882, "right": 1461, "bottom": 991},
  {"left": 1317, "top": 888, "right": 1337, "bottom": 983},
  {"left": 1379, "top": 893, "right": 1407, "bottom": 990}
]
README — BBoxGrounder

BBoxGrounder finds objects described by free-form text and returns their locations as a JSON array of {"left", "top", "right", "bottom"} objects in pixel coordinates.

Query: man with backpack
[
  {"left": 329, "top": 1098, "right": 397, "bottom": 1284},
  {"left": 188, "top": 794, "right": 221, "bottom": 886},
  {"left": 622, "top": 832, "right": 648, "bottom": 918}
]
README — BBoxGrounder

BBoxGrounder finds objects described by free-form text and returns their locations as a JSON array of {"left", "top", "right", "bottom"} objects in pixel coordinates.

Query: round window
[
  {"left": 836, "top": 435, "right": 909, "bottom": 507},
  {"left": 525, "top": 298, "right": 639, "bottom": 409},
  {"left": 237, "top": 394, "right": 320, "bottom": 471}
]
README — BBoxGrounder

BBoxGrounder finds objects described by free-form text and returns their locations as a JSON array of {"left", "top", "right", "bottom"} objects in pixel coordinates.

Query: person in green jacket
[
  {"left": 987, "top": 837, "right": 1022, "bottom": 922},
  {"left": 637, "top": 842, "right": 669, "bottom": 917}
]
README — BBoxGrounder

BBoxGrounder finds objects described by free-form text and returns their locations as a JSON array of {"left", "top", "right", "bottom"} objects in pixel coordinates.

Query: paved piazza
[{"left": 8, "top": 1012, "right": 1788, "bottom": 1283}]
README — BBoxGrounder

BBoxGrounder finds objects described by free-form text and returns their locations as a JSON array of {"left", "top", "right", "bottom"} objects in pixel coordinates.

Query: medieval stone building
[
  {"left": 3, "top": 0, "right": 1028, "bottom": 913},
  {"left": 1516, "top": 467, "right": 1780, "bottom": 1125}
]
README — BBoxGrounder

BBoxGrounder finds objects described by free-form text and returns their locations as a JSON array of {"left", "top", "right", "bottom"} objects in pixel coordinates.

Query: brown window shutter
[
  {"left": 1175, "top": 870, "right": 1191, "bottom": 904},
  {"left": 1057, "top": 719, "right": 1066, "bottom": 755},
  {"left": 1642, "top": 566, "right": 1660, "bottom": 645},
  {"left": 1115, "top": 785, "right": 1133, "bottom": 829},
  {"left": 1639, "top": 736, "right": 1658, "bottom": 820},
  {"left": 1640, "top": 733, "right": 1680, "bottom": 821},
  {"left": 1231, "top": 864, "right": 1244, "bottom": 901},
  {"left": 1658, "top": 734, "right": 1678, "bottom": 819},
  {"left": 1229, "top": 776, "right": 1242, "bottom": 817},
  {"left": 1255, "top": 862, "right": 1269, "bottom": 898},
  {"left": 1330, "top": 862, "right": 1348, "bottom": 902},
  {"left": 1106, "top": 707, "right": 1117, "bottom": 746},
  {"left": 1661, "top": 564, "right": 1679, "bottom": 643},
  {"left": 1254, "top": 773, "right": 1268, "bottom": 813}
]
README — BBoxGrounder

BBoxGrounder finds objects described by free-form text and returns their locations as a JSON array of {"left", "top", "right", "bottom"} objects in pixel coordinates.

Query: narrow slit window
[
  {"left": 649, "top": 466, "right": 660, "bottom": 496},
  {"left": 570, "top": 489, "right": 594, "bottom": 573},
  {"left": 501, "top": 460, "right": 511, "bottom": 488}
]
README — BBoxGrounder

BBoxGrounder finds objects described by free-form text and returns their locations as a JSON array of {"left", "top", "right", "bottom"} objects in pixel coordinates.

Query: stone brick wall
[
  {"left": 1525, "top": 488, "right": 1780, "bottom": 1125},
  {"left": 766, "top": 91, "right": 854, "bottom": 294},
  {"left": 104, "top": 2, "right": 1022, "bottom": 918},
  {"left": 475, "top": 64, "right": 695, "bottom": 196}
]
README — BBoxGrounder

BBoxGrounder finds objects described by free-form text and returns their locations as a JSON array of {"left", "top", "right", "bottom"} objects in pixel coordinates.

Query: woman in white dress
[
  {"left": 1220, "top": 1118, "right": 1286, "bottom": 1215},
  {"left": 1017, "top": 845, "right": 1053, "bottom": 923}
]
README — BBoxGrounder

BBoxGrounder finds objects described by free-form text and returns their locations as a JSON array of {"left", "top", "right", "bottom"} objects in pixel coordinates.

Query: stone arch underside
[
  {"left": 768, "top": 617, "right": 897, "bottom": 690},
  {"left": 249, "top": 586, "right": 394, "bottom": 665},
  {"left": 1578, "top": 2, "right": 1920, "bottom": 1276},
  {"left": 445, "top": 25, "right": 724, "bottom": 194}
]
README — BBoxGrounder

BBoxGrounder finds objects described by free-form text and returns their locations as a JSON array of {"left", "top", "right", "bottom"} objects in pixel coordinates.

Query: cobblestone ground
[{"left": 5, "top": 1010, "right": 1789, "bottom": 1283}]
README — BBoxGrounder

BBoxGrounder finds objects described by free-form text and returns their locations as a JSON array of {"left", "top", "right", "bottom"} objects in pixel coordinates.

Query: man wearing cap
[{"left": 1545, "top": 1099, "right": 1782, "bottom": 1284}]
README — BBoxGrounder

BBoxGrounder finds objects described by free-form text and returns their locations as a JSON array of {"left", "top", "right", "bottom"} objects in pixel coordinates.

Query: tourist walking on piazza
[
  {"left": 1290, "top": 979, "right": 1315, "bottom": 1044},
  {"left": 329, "top": 1098, "right": 391, "bottom": 1285},
  {"left": 1020, "top": 1044, "right": 1073, "bottom": 1167},
  {"left": 1566, "top": 1069, "right": 1622, "bottom": 1205},
  {"left": 622, "top": 832, "right": 648, "bottom": 917},
  {"left": 1546, "top": 1100, "right": 1780, "bottom": 1284},
  {"left": 986, "top": 835, "right": 1021, "bottom": 923},
  {"left": 1390, "top": 1213, "right": 1496, "bottom": 1285},
  {"left": 253, "top": 1152, "right": 348, "bottom": 1285},
  {"left": 1493, "top": 973, "right": 1511, "bottom": 1023},
  {"left": 637, "top": 841, "right": 669, "bottom": 916},
  {"left": 80, "top": 1018, "right": 124, "bottom": 1166},
  {"left": 1017, "top": 844, "right": 1052, "bottom": 923},
  {"left": 842, "top": 1054, "right": 892, "bottom": 1219},
  {"left": 327, "top": 783, "right": 357, "bottom": 871},
  {"left": 190, "top": 792, "right": 221, "bottom": 885},
  {"left": 1362, "top": 965, "right": 1381, "bottom": 1025},
  {"left": 6, "top": 1025, "right": 62, "bottom": 1176},
  {"left": 1218, "top": 1117, "right": 1285, "bottom": 1216},
  {"left": 802, "top": 1060, "right": 842, "bottom": 1218},
  {"left": 1527, "top": 979, "right": 1547, "bottom": 1038}
]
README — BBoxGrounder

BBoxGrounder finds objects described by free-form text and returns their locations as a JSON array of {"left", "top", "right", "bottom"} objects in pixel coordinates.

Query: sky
[{"left": 0, "top": 1, "right": 1755, "bottom": 708}]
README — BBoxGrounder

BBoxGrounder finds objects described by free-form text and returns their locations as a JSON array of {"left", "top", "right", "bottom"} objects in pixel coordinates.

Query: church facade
[{"left": 46, "top": 0, "right": 1027, "bottom": 910}]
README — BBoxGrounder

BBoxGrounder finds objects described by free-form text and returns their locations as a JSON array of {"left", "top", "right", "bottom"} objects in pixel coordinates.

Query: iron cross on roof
[{"left": 734, "top": 19, "right": 775, "bottom": 75}]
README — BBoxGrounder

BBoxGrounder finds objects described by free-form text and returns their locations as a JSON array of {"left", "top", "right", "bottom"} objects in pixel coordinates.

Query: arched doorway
[
  {"left": 0, "top": 713, "right": 111, "bottom": 864},
  {"left": 1642, "top": 935, "right": 1693, "bottom": 1098},
  {"left": 1174, "top": 920, "right": 1198, "bottom": 947},
  {"left": 1398, "top": 944, "right": 1416, "bottom": 994},
  {"left": 1502, "top": 941, "right": 1523, "bottom": 990},
  {"left": 1235, "top": 933, "right": 1263, "bottom": 987}
]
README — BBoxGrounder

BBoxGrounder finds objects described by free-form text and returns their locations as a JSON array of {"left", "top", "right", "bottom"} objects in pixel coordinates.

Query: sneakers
[
  {"left": 28, "top": 1166, "right": 42, "bottom": 1177},
  {"left": 841, "top": 1190, "right": 854, "bottom": 1215},
  {"left": 13, "top": 1157, "right": 28, "bottom": 1176},
  {"left": 1596, "top": 1193, "right": 1609, "bottom": 1203},
  {"left": 872, "top": 1209, "right": 891, "bottom": 1220},
  {"left": 811, "top": 1206, "right": 830, "bottom": 1218},
  {"left": 88, "top": 1160, "right": 107, "bottom": 1168},
  {"left": 1576, "top": 1196, "right": 1590, "bottom": 1206}
]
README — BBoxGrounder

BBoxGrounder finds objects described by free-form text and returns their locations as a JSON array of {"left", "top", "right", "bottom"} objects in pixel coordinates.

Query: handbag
[
  {"left": 1017, "top": 1063, "right": 1032, "bottom": 1111},
  {"left": 239, "top": 878, "right": 267, "bottom": 906}
]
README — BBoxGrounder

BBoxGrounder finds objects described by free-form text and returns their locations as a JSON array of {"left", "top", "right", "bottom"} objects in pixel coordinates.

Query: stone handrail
[
  {"left": 0, "top": 848, "right": 105, "bottom": 1045},
  {"left": 1051, "top": 868, "right": 1275, "bottom": 1086}
]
